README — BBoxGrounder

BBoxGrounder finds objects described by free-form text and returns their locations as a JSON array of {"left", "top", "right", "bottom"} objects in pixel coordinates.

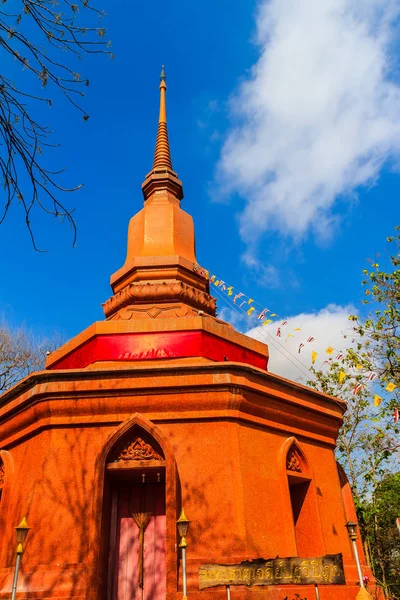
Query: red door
[{"left": 112, "top": 483, "right": 166, "bottom": 600}]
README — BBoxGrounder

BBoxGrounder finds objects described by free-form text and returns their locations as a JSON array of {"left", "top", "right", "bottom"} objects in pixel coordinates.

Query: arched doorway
[{"left": 105, "top": 429, "right": 166, "bottom": 600}]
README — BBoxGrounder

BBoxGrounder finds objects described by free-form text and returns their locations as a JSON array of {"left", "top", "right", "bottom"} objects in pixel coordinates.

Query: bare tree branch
[{"left": 0, "top": 0, "right": 112, "bottom": 249}]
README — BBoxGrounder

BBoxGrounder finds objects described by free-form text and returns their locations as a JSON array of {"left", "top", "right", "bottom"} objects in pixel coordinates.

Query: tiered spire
[
  {"left": 153, "top": 66, "right": 173, "bottom": 170},
  {"left": 142, "top": 66, "right": 183, "bottom": 201}
]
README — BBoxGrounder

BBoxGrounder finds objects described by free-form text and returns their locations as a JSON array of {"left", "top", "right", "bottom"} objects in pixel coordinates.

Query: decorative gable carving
[
  {"left": 0, "top": 462, "right": 5, "bottom": 487},
  {"left": 286, "top": 447, "right": 302, "bottom": 473},
  {"left": 115, "top": 437, "right": 163, "bottom": 462}
]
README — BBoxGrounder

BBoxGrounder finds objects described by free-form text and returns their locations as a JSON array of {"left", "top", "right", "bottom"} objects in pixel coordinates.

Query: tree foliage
[
  {"left": 309, "top": 227, "right": 400, "bottom": 598},
  {"left": 0, "top": 0, "right": 111, "bottom": 248}
]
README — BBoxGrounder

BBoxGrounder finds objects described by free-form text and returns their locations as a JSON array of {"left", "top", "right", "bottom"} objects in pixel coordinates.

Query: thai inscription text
[{"left": 198, "top": 554, "right": 345, "bottom": 589}]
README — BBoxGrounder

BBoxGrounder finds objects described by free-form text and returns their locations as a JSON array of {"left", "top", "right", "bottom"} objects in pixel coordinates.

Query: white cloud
[
  {"left": 216, "top": 0, "right": 400, "bottom": 245},
  {"left": 246, "top": 304, "right": 356, "bottom": 384}
]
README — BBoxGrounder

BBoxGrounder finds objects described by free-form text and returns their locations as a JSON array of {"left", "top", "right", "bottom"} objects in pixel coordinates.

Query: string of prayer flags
[
  {"left": 374, "top": 395, "right": 383, "bottom": 407},
  {"left": 207, "top": 272, "right": 394, "bottom": 390},
  {"left": 394, "top": 409, "right": 399, "bottom": 423}
]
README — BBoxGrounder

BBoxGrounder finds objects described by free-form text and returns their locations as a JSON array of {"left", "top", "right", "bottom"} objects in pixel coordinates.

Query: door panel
[{"left": 112, "top": 483, "right": 166, "bottom": 600}]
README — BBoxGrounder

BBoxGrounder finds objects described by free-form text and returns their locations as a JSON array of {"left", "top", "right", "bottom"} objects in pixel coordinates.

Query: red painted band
[{"left": 48, "top": 330, "right": 268, "bottom": 371}]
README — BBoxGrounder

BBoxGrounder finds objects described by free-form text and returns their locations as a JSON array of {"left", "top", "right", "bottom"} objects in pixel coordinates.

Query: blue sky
[{"left": 1, "top": 0, "right": 400, "bottom": 380}]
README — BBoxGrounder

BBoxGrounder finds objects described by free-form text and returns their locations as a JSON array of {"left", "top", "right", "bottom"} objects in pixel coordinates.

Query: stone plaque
[{"left": 199, "top": 554, "right": 345, "bottom": 589}]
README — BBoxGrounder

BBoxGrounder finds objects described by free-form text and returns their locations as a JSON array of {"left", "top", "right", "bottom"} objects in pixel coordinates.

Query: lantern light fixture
[{"left": 345, "top": 520, "right": 358, "bottom": 542}]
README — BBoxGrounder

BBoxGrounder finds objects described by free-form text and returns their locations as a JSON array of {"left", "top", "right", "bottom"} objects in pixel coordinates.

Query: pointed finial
[
  {"left": 160, "top": 65, "right": 166, "bottom": 82},
  {"left": 153, "top": 65, "right": 172, "bottom": 169}
]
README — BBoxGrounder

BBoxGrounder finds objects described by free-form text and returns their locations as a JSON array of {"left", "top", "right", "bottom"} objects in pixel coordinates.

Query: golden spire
[{"left": 153, "top": 65, "right": 173, "bottom": 170}]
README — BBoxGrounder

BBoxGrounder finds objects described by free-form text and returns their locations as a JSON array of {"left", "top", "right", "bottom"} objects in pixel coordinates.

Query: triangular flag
[
  {"left": 374, "top": 395, "right": 382, "bottom": 407},
  {"left": 214, "top": 280, "right": 219, "bottom": 286},
  {"left": 247, "top": 306, "right": 255, "bottom": 316},
  {"left": 210, "top": 275, "right": 216, "bottom": 282},
  {"left": 294, "top": 328, "right": 302, "bottom": 331},
  {"left": 262, "top": 319, "right": 272, "bottom": 326},
  {"left": 326, "top": 347, "right": 334, "bottom": 355},
  {"left": 386, "top": 382, "right": 397, "bottom": 392},
  {"left": 339, "top": 371, "right": 346, "bottom": 385},
  {"left": 227, "top": 286, "right": 233, "bottom": 296},
  {"left": 311, "top": 351, "right": 318, "bottom": 365},
  {"left": 286, "top": 334, "right": 293, "bottom": 342},
  {"left": 248, "top": 299, "right": 254, "bottom": 305},
  {"left": 270, "top": 313, "right": 277, "bottom": 317}
]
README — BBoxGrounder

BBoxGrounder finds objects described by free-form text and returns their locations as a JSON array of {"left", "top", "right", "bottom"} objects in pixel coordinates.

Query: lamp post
[
  {"left": 345, "top": 521, "right": 371, "bottom": 600},
  {"left": 177, "top": 509, "right": 190, "bottom": 600},
  {"left": 11, "top": 517, "right": 30, "bottom": 600}
]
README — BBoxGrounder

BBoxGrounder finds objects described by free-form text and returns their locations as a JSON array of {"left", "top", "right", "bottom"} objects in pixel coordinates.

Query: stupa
[{"left": 0, "top": 69, "right": 376, "bottom": 600}]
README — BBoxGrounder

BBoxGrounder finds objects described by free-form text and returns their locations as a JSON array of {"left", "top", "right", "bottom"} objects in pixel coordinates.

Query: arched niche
[
  {"left": 279, "top": 437, "right": 324, "bottom": 557},
  {"left": 91, "top": 414, "right": 178, "bottom": 600},
  {"left": 0, "top": 450, "right": 15, "bottom": 565}
]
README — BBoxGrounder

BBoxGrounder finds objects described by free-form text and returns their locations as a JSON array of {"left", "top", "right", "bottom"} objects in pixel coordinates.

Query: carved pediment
[
  {"left": 115, "top": 437, "right": 163, "bottom": 462},
  {"left": 0, "top": 462, "right": 5, "bottom": 487},
  {"left": 286, "top": 447, "right": 302, "bottom": 473}
]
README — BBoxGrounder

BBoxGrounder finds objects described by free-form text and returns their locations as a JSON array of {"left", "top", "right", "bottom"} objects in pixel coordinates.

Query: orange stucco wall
[{"left": 0, "top": 359, "right": 377, "bottom": 600}]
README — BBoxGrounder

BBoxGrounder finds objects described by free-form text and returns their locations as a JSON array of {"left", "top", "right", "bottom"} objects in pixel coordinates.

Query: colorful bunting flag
[
  {"left": 386, "top": 382, "right": 397, "bottom": 393},
  {"left": 276, "top": 327, "right": 281, "bottom": 337},
  {"left": 262, "top": 319, "right": 273, "bottom": 326},
  {"left": 227, "top": 286, "right": 233, "bottom": 296},
  {"left": 298, "top": 343, "right": 305, "bottom": 354},
  {"left": 311, "top": 351, "right": 318, "bottom": 364},
  {"left": 247, "top": 306, "right": 255, "bottom": 316},
  {"left": 214, "top": 280, "right": 220, "bottom": 286},
  {"left": 248, "top": 299, "right": 254, "bottom": 305},
  {"left": 270, "top": 313, "right": 277, "bottom": 317},
  {"left": 336, "top": 353, "right": 344, "bottom": 360},
  {"left": 281, "top": 320, "right": 288, "bottom": 326},
  {"left": 339, "top": 371, "right": 346, "bottom": 385},
  {"left": 210, "top": 275, "right": 216, "bottom": 282},
  {"left": 356, "top": 364, "right": 362, "bottom": 370},
  {"left": 286, "top": 334, "right": 293, "bottom": 342},
  {"left": 394, "top": 409, "right": 399, "bottom": 423},
  {"left": 374, "top": 395, "right": 382, "bottom": 407},
  {"left": 234, "top": 293, "right": 244, "bottom": 304},
  {"left": 294, "top": 328, "right": 302, "bottom": 331},
  {"left": 326, "top": 347, "right": 334, "bottom": 355},
  {"left": 307, "top": 336, "right": 315, "bottom": 343},
  {"left": 258, "top": 309, "right": 269, "bottom": 320},
  {"left": 353, "top": 383, "right": 363, "bottom": 395},
  {"left": 367, "top": 372, "right": 378, "bottom": 382}
]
